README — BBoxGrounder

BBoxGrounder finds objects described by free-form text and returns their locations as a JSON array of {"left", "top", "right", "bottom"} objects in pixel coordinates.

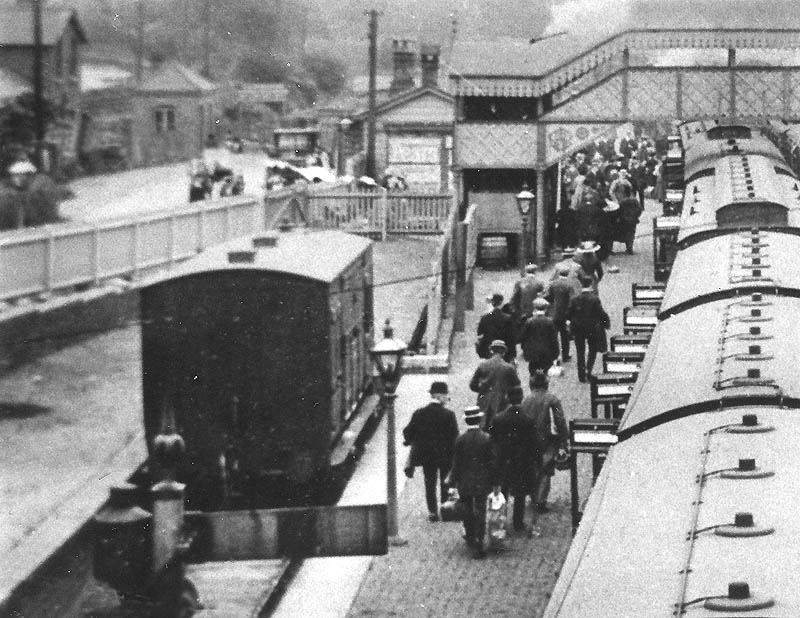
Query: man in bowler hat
[
  {"left": 403, "top": 381, "right": 459, "bottom": 522},
  {"left": 476, "top": 293, "right": 514, "bottom": 361},
  {"left": 447, "top": 406, "right": 497, "bottom": 558},
  {"left": 469, "top": 339, "right": 521, "bottom": 429}
]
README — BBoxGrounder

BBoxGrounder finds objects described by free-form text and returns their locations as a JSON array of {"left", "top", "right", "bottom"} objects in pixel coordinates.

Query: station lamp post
[
  {"left": 370, "top": 318, "right": 408, "bottom": 547},
  {"left": 8, "top": 159, "right": 37, "bottom": 229},
  {"left": 338, "top": 117, "right": 352, "bottom": 177},
  {"left": 515, "top": 183, "right": 535, "bottom": 276}
]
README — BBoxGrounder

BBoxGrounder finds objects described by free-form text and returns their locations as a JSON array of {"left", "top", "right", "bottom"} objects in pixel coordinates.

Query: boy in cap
[
  {"left": 476, "top": 293, "right": 514, "bottom": 361},
  {"left": 469, "top": 339, "right": 521, "bottom": 429},
  {"left": 403, "top": 381, "right": 459, "bottom": 522},
  {"left": 446, "top": 406, "right": 497, "bottom": 558}
]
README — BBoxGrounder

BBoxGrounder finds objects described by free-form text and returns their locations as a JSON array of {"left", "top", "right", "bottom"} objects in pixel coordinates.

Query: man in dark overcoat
[
  {"left": 520, "top": 371, "right": 569, "bottom": 513},
  {"left": 519, "top": 298, "right": 560, "bottom": 376},
  {"left": 489, "top": 386, "right": 540, "bottom": 532},
  {"left": 618, "top": 184, "right": 643, "bottom": 254},
  {"left": 403, "top": 381, "right": 459, "bottom": 522},
  {"left": 469, "top": 340, "right": 520, "bottom": 429},
  {"left": 510, "top": 264, "right": 545, "bottom": 336},
  {"left": 545, "top": 265, "right": 580, "bottom": 362},
  {"left": 567, "top": 276, "right": 611, "bottom": 382},
  {"left": 476, "top": 293, "right": 514, "bottom": 361},
  {"left": 447, "top": 406, "right": 497, "bottom": 558}
]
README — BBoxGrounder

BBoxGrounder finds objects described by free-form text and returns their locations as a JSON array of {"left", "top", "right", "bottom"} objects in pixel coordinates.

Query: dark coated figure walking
[
  {"left": 546, "top": 265, "right": 579, "bottom": 362},
  {"left": 489, "top": 386, "right": 541, "bottom": 532},
  {"left": 567, "top": 276, "right": 611, "bottom": 382},
  {"left": 476, "top": 293, "right": 515, "bottom": 361},
  {"left": 403, "top": 381, "right": 459, "bottom": 522},
  {"left": 469, "top": 339, "right": 521, "bottom": 430},
  {"left": 519, "top": 297, "right": 559, "bottom": 375},
  {"left": 520, "top": 371, "right": 569, "bottom": 513},
  {"left": 447, "top": 406, "right": 497, "bottom": 559}
]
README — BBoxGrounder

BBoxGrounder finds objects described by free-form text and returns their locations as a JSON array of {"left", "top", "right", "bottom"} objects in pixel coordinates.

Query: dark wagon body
[{"left": 140, "top": 230, "right": 374, "bottom": 510}]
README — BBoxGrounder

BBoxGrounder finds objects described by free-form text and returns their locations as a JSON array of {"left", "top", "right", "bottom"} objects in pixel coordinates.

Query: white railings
[
  {"left": 0, "top": 197, "right": 262, "bottom": 301},
  {"left": 0, "top": 188, "right": 455, "bottom": 306},
  {"left": 306, "top": 191, "right": 453, "bottom": 237}
]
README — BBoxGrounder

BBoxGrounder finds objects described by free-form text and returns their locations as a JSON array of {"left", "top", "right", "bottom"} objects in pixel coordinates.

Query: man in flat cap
[
  {"left": 476, "top": 293, "right": 514, "bottom": 362},
  {"left": 469, "top": 339, "right": 520, "bottom": 429},
  {"left": 545, "top": 265, "right": 580, "bottom": 362},
  {"left": 519, "top": 297, "right": 560, "bottom": 376},
  {"left": 510, "top": 264, "right": 545, "bottom": 338},
  {"left": 447, "top": 405, "right": 497, "bottom": 558},
  {"left": 403, "top": 381, "right": 459, "bottom": 522}
]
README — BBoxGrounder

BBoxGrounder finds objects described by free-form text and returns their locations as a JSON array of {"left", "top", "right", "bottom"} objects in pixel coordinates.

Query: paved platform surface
[{"left": 273, "top": 201, "right": 661, "bottom": 618}]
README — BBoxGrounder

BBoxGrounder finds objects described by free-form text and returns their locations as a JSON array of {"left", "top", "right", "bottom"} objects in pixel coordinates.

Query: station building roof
[{"left": 448, "top": 0, "right": 800, "bottom": 97}]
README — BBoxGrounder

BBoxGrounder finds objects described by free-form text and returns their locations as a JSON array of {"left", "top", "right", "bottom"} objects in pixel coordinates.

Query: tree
[
  {"left": 0, "top": 93, "right": 54, "bottom": 173},
  {"left": 234, "top": 54, "right": 290, "bottom": 83},
  {"left": 302, "top": 53, "right": 347, "bottom": 97}
]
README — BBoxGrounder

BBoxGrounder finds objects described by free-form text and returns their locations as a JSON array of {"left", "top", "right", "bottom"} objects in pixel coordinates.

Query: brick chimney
[
  {"left": 420, "top": 44, "right": 440, "bottom": 89},
  {"left": 389, "top": 39, "right": 416, "bottom": 96}
]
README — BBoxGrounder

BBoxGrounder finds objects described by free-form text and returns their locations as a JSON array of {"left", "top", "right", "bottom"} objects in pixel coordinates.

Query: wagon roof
[
  {"left": 661, "top": 231, "right": 800, "bottom": 315},
  {"left": 149, "top": 230, "right": 372, "bottom": 284}
]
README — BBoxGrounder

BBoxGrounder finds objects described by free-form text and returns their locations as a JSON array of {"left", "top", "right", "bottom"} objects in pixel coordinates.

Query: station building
[{"left": 448, "top": 8, "right": 800, "bottom": 264}]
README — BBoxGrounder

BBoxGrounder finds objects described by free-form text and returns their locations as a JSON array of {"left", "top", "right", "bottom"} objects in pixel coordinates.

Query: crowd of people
[
  {"left": 555, "top": 134, "right": 665, "bottom": 260},
  {"left": 188, "top": 160, "right": 245, "bottom": 202},
  {"left": 402, "top": 241, "right": 613, "bottom": 559}
]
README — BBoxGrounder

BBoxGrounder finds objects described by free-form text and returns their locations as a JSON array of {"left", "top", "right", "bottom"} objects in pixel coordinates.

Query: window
[
  {"left": 53, "top": 38, "right": 63, "bottom": 76},
  {"left": 68, "top": 34, "right": 78, "bottom": 76},
  {"left": 154, "top": 106, "right": 176, "bottom": 133}
]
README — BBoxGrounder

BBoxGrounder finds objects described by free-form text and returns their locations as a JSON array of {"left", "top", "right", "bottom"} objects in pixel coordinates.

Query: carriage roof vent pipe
[
  {"left": 253, "top": 232, "right": 280, "bottom": 248},
  {"left": 228, "top": 250, "right": 256, "bottom": 263}
]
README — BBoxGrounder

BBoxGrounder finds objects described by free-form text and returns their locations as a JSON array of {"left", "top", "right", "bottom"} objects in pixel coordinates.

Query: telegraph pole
[
  {"left": 135, "top": 0, "right": 145, "bottom": 84},
  {"left": 32, "top": 0, "right": 44, "bottom": 168},
  {"left": 202, "top": 0, "right": 211, "bottom": 77},
  {"left": 365, "top": 9, "right": 378, "bottom": 180}
]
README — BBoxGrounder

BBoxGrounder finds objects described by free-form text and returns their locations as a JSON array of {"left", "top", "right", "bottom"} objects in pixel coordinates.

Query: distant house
[
  {"left": 132, "top": 61, "right": 218, "bottom": 166},
  {"left": 81, "top": 60, "right": 219, "bottom": 170},
  {"left": 348, "top": 41, "right": 455, "bottom": 191},
  {"left": 0, "top": 4, "right": 87, "bottom": 165}
]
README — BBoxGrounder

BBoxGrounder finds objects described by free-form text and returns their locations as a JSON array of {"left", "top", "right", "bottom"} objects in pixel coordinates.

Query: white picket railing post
[
  {"left": 381, "top": 188, "right": 389, "bottom": 240},
  {"left": 132, "top": 221, "right": 141, "bottom": 279},
  {"left": 45, "top": 228, "right": 54, "bottom": 294},
  {"left": 169, "top": 211, "right": 176, "bottom": 266},
  {"left": 92, "top": 226, "right": 100, "bottom": 286}
]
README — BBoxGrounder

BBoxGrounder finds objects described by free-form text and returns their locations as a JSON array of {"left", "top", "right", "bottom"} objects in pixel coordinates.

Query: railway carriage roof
[
  {"left": 618, "top": 295, "right": 800, "bottom": 436},
  {"left": 545, "top": 410, "right": 800, "bottom": 617},
  {"left": 677, "top": 155, "right": 800, "bottom": 244},
  {"left": 146, "top": 230, "right": 372, "bottom": 285},
  {"left": 661, "top": 231, "right": 800, "bottom": 315}
]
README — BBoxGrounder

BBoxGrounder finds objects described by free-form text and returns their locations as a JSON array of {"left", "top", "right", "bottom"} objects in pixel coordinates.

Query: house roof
[
  {"left": 137, "top": 61, "right": 216, "bottom": 94},
  {"left": 0, "top": 67, "right": 30, "bottom": 102},
  {"left": 81, "top": 63, "right": 133, "bottom": 92},
  {"left": 351, "top": 85, "right": 454, "bottom": 121},
  {"left": 0, "top": 7, "right": 86, "bottom": 46},
  {"left": 236, "top": 82, "right": 288, "bottom": 104}
]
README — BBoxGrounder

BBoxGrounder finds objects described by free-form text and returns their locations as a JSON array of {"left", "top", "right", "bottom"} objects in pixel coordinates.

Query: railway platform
[{"left": 272, "top": 200, "right": 661, "bottom": 618}]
